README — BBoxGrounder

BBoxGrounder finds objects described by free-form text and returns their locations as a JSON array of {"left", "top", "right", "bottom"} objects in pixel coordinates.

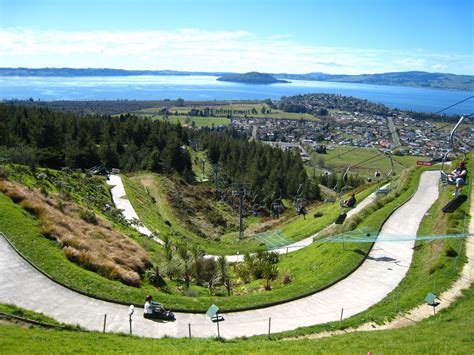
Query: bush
[
  {"left": 19, "top": 200, "right": 46, "bottom": 217},
  {"left": 79, "top": 209, "right": 98, "bottom": 224},
  {"left": 144, "top": 267, "right": 166, "bottom": 287},
  {"left": 184, "top": 289, "right": 199, "bottom": 297},
  {"left": 445, "top": 246, "right": 458, "bottom": 257},
  {"left": 429, "top": 260, "right": 445, "bottom": 274},
  {"left": 281, "top": 272, "right": 293, "bottom": 285},
  {"left": 194, "top": 258, "right": 217, "bottom": 285},
  {"left": 207, "top": 210, "right": 227, "bottom": 227},
  {"left": 0, "top": 166, "right": 9, "bottom": 179}
]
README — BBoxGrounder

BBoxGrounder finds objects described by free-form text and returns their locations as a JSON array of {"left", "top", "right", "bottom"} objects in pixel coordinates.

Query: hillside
[
  {"left": 217, "top": 71, "right": 289, "bottom": 84},
  {"left": 275, "top": 71, "right": 474, "bottom": 91}
]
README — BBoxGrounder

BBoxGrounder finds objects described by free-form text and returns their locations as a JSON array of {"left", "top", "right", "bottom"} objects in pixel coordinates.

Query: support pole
[
  {"left": 188, "top": 323, "right": 192, "bottom": 339},
  {"left": 129, "top": 315, "right": 133, "bottom": 335},
  {"left": 239, "top": 192, "right": 244, "bottom": 239},
  {"left": 216, "top": 315, "right": 221, "bottom": 338},
  {"left": 395, "top": 291, "right": 400, "bottom": 312},
  {"left": 268, "top": 317, "right": 272, "bottom": 339},
  {"left": 103, "top": 314, "right": 107, "bottom": 333},
  {"left": 340, "top": 308, "right": 344, "bottom": 326}
]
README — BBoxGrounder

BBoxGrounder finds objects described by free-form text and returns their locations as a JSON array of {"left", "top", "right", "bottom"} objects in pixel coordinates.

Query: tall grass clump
[{"left": 0, "top": 180, "right": 151, "bottom": 286}]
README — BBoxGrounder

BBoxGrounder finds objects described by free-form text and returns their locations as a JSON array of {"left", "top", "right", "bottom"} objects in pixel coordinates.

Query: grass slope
[
  {"left": 312, "top": 146, "right": 424, "bottom": 177},
  {"left": 0, "top": 165, "right": 424, "bottom": 311},
  {"left": 122, "top": 172, "right": 380, "bottom": 254}
]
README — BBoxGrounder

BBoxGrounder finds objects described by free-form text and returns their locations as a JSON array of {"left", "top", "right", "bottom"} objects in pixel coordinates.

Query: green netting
[
  {"left": 320, "top": 230, "right": 474, "bottom": 243},
  {"left": 252, "top": 229, "right": 291, "bottom": 249}
]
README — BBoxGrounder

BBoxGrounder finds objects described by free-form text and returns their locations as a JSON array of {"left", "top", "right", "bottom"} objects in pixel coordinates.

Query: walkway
[{"left": 0, "top": 171, "right": 439, "bottom": 338}]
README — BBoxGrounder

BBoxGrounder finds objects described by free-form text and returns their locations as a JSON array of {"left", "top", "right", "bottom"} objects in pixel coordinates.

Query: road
[{"left": 387, "top": 117, "right": 401, "bottom": 147}]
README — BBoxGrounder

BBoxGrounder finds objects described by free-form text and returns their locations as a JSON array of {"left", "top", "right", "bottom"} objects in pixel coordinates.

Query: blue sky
[{"left": 1, "top": 0, "right": 472, "bottom": 74}]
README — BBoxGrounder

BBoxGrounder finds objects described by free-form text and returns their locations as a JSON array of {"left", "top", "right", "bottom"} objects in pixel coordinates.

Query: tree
[
  {"left": 262, "top": 263, "right": 279, "bottom": 290},
  {"left": 176, "top": 98, "right": 185, "bottom": 107},
  {"left": 217, "top": 255, "right": 232, "bottom": 296},
  {"left": 177, "top": 242, "right": 193, "bottom": 288}
]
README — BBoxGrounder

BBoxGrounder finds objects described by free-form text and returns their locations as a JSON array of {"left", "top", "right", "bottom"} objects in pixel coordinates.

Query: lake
[{"left": 0, "top": 75, "right": 472, "bottom": 114}]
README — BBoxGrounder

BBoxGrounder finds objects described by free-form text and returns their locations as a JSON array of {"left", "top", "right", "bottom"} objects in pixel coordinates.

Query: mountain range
[{"left": 1, "top": 68, "right": 472, "bottom": 91}]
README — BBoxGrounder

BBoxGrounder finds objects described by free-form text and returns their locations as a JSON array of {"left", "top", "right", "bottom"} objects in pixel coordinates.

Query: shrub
[
  {"left": 184, "top": 289, "right": 199, "bottom": 297},
  {"left": 234, "top": 262, "right": 251, "bottom": 283},
  {"left": 144, "top": 267, "right": 166, "bottom": 287},
  {"left": 0, "top": 166, "right": 9, "bottom": 179},
  {"left": 19, "top": 200, "right": 46, "bottom": 218},
  {"left": 429, "top": 260, "right": 445, "bottom": 274},
  {"left": 445, "top": 246, "right": 458, "bottom": 257},
  {"left": 281, "top": 272, "right": 293, "bottom": 285},
  {"left": 40, "top": 222, "right": 62, "bottom": 241},
  {"left": 207, "top": 210, "right": 227, "bottom": 227},
  {"left": 0, "top": 182, "right": 26, "bottom": 203},
  {"left": 79, "top": 209, "right": 98, "bottom": 224},
  {"left": 194, "top": 258, "right": 217, "bottom": 285}
]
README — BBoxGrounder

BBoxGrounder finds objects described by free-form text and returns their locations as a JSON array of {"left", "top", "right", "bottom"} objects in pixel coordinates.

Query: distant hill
[
  {"left": 0, "top": 68, "right": 472, "bottom": 91},
  {"left": 217, "top": 72, "right": 289, "bottom": 84},
  {"left": 274, "top": 71, "right": 474, "bottom": 91}
]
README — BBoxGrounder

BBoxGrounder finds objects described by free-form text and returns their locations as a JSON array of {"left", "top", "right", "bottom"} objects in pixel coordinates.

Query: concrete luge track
[{"left": 0, "top": 171, "right": 439, "bottom": 338}]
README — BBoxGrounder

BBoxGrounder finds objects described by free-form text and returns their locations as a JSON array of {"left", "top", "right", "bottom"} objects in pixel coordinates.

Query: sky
[{"left": 0, "top": 0, "right": 473, "bottom": 74}]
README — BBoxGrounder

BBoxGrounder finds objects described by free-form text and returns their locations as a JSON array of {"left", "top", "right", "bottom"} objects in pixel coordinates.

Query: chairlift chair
[
  {"left": 440, "top": 115, "right": 466, "bottom": 183},
  {"left": 335, "top": 166, "right": 352, "bottom": 224},
  {"left": 440, "top": 115, "right": 470, "bottom": 212}
]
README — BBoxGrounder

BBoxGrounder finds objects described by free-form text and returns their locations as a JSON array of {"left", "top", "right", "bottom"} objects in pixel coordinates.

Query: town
[{"left": 230, "top": 100, "right": 471, "bottom": 160}]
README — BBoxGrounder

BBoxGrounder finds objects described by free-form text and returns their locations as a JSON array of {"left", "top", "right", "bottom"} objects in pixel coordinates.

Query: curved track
[{"left": 0, "top": 171, "right": 439, "bottom": 338}]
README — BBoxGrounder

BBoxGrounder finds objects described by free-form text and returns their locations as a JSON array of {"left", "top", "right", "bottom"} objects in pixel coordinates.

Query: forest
[{"left": 0, "top": 104, "right": 320, "bottom": 200}]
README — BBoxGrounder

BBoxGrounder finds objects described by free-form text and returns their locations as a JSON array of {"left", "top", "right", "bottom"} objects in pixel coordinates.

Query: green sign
[
  {"left": 206, "top": 304, "right": 219, "bottom": 319},
  {"left": 425, "top": 293, "right": 437, "bottom": 305}
]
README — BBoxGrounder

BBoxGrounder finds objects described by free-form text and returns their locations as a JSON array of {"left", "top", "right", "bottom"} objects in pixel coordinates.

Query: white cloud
[
  {"left": 0, "top": 28, "right": 472, "bottom": 75},
  {"left": 431, "top": 64, "right": 447, "bottom": 71}
]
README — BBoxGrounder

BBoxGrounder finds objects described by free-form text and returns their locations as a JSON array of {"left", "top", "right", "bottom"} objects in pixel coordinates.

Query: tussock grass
[{"left": 0, "top": 180, "right": 151, "bottom": 286}]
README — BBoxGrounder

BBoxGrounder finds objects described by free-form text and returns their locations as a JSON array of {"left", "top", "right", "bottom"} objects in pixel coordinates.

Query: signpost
[
  {"left": 206, "top": 304, "right": 224, "bottom": 338},
  {"left": 417, "top": 161, "right": 433, "bottom": 166},
  {"left": 128, "top": 305, "right": 135, "bottom": 335},
  {"left": 425, "top": 293, "right": 440, "bottom": 315}
]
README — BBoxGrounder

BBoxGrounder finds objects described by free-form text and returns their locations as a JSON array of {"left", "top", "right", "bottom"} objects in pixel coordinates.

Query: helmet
[
  {"left": 459, "top": 161, "right": 466, "bottom": 168},
  {"left": 145, "top": 295, "right": 153, "bottom": 301}
]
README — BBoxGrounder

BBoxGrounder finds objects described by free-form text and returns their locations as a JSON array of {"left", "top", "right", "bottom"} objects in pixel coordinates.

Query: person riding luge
[
  {"left": 342, "top": 193, "right": 356, "bottom": 208},
  {"left": 143, "top": 295, "right": 175, "bottom": 320}
]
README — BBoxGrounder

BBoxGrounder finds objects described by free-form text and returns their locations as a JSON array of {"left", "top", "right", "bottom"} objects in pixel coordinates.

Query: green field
[
  {"left": 133, "top": 112, "right": 231, "bottom": 127},
  {"left": 310, "top": 146, "right": 426, "bottom": 177},
  {"left": 134, "top": 103, "right": 318, "bottom": 125}
]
